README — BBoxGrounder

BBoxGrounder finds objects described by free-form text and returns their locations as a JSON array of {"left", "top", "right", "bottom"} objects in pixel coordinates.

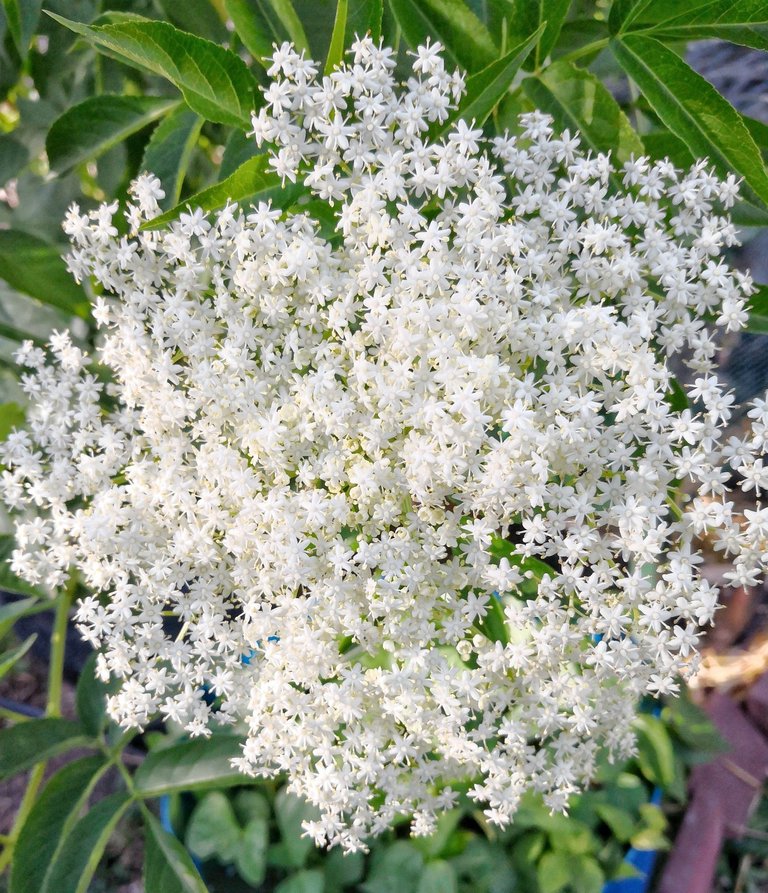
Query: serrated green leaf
[
  {"left": 134, "top": 735, "right": 245, "bottom": 796},
  {"left": 1, "top": 0, "right": 42, "bottom": 58},
  {"left": 47, "top": 14, "right": 259, "bottom": 129},
  {"left": 142, "top": 153, "right": 302, "bottom": 230},
  {"left": 388, "top": 0, "right": 498, "bottom": 73},
  {"left": 10, "top": 755, "right": 108, "bottom": 893},
  {"left": 611, "top": 34, "right": 768, "bottom": 210},
  {"left": 0, "top": 230, "right": 90, "bottom": 318},
  {"left": 444, "top": 25, "right": 544, "bottom": 131},
  {"left": 503, "top": 0, "right": 572, "bottom": 69},
  {"left": 631, "top": 0, "right": 768, "bottom": 52},
  {"left": 522, "top": 60, "right": 644, "bottom": 169},
  {"left": 0, "top": 633, "right": 35, "bottom": 679},
  {"left": 325, "top": 0, "right": 349, "bottom": 74},
  {"left": 46, "top": 95, "right": 180, "bottom": 176},
  {"left": 141, "top": 106, "right": 203, "bottom": 209},
  {"left": 144, "top": 811, "right": 208, "bottom": 893},
  {"left": 0, "top": 718, "right": 88, "bottom": 781}
]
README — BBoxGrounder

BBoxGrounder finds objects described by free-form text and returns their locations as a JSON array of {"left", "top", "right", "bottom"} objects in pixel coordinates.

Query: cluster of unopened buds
[{"left": 2, "top": 37, "right": 767, "bottom": 849}]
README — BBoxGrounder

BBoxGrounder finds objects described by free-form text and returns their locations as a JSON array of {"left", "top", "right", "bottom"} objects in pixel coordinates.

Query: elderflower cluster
[{"left": 3, "top": 37, "right": 768, "bottom": 849}]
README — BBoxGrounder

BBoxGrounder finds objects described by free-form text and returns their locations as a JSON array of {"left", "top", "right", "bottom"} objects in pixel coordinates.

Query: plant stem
[{"left": 0, "top": 578, "right": 75, "bottom": 872}]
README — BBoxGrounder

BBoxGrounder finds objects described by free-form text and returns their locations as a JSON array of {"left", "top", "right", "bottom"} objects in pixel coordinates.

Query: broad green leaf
[
  {"left": 537, "top": 851, "right": 571, "bottom": 893},
  {"left": 144, "top": 812, "right": 208, "bottom": 893},
  {"left": 45, "top": 792, "right": 132, "bottom": 893},
  {"left": 649, "top": 0, "right": 768, "bottom": 51},
  {"left": 47, "top": 15, "right": 260, "bottom": 130},
  {"left": 134, "top": 735, "right": 245, "bottom": 796},
  {"left": 388, "top": 0, "right": 498, "bottom": 73},
  {"left": 503, "top": 0, "right": 572, "bottom": 69},
  {"left": 0, "top": 536, "right": 46, "bottom": 599},
  {"left": 219, "top": 128, "right": 261, "bottom": 179},
  {"left": 185, "top": 791, "right": 241, "bottom": 862},
  {"left": 269, "top": 0, "right": 311, "bottom": 53},
  {"left": 570, "top": 856, "right": 605, "bottom": 893},
  {"left": 274, "top": 788, "right": 321, "bottom": 868},
  {"left": 275, "top": 869, "right": 325, "bottom": 893},
  {"left": 46, "top": 95, "right": 180, "bottom": 176},
  {"left": 157, "top": 0, "right": 229, "bottom": 42},
  {"left": 522, "top": 61, "right": 644, "bottom": 168},
  {"left": 10, "top": 755, "right": 107, "bottom": 893},
  {"left": 1, "top": 0, "right": 42, "bottom": 57},
  {"left": 642, "top": 130, "right": 695, "bottom": 167},
  {"left": 324, "top": 848, "right": 365, "bottom": 887},
  {"left": 0, "top": 402, "right": 24, "bottom": 441},
  {"left": 417, "top": 861, "right": 457, "bottom": 893},
  {"left": 0, "top": 230, "right": 90, "bottom": 318},
  {"left": 236, "top": 816, "right": 269, "bottom": 886},
  {"left": 0, "top": 633, "right": 35, "bottom": 679},
  {"left": 226, "top": 0, "right": 280, "bottom": 64},
  {"left": 445, "top": 25, "right": 544, "bottom": 131},
  {"left": 0, "top": 718, "right": 88, "bottom": 782},
  {"left": 141, "top": 106, "right": 203, "bottom": 209},
  {"left": 0, "top": 135, "right": 29, "bottom": 184},
  {"left": 611, "top": 34, "right": 768, "bottom": 210},
  {"left": 142, "top": 154, "right": 302, "bottom": 230},
  {"left": 633, "top": 713, "right": 675, "bottom": 788},
  {"left": 0, "top": 596, "right": 48, "bottom": 640},
  {"left": 325, "top": 0, "right": 349, "bottom": 74},
  {"left": 75, "top": 652, "right": 114, "bottom": 738},
  {"left": 363, "top": 841, "right": 424, "bottom": 893},
  {"left": 594, "top": 802, "right": 636, "bottom": 842},
  {"left": 348, "top": 0, "right": 384, "bottom": 42},
  {"left": 608, "top": 0, "right": 653, "bottom": 34}
]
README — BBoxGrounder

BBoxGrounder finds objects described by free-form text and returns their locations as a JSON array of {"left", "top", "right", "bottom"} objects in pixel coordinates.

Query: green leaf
[
  {"left": 0, "top": 633, "right": 35, "bottom": 679},
  {"left": 445, "top": 25, "right": 544, "bottom": 130},
  {"left": 522, "top": 60, "right": 644, "bottom": 168},
  {"left": 325, "top": 0, "right": 349, "bottom": 74},
  {"left": 0, "top": 718, "right": 88, "bottom": 782},
  {"left": 388, "top": 0, "right": 498, "bottom": 72},
  {"left": 41, "top": 792, "right": 132, "bottom": 893},
  {"left": 417, "top": 861, "right": 457, "bottom": 893},
  {"left": 0, "top": 596, "right": 48, "bottom": 640},
  {"left": 141, "top": 106, "right": 203, "bottom": 209},
  {"left": 348, "top": 0, "right": 384, "bottom": 42},
  {"left": 0, "top": 230, "right": 90, "bottom": 318},
  {"left": 633, "top": 713, "right": 675, "bottom": 788},
  {"left": 276, "top": 869, "right": 325, "bottom": 893},
  {"left": 236, "top": 816, "right": 269, "bottom": 886},
  {"left": 144, "top": 811, "right": 208, "bottom": 893},
  {"left": 75, "top": 652, "right": 114, "bottom": 738},
  {"left": 473, "top": 594, "right": 509, "bottom": 645},
  {"left": 537, "top": 851, "right": 571, "bottom": 893},
  {"left": 274, "top": 788, "right": 321, "bottom": 868},
  {"left": 226, "top": 0, "right": 280, "bottom": 65},
  {"left": 1, "top": 0, "right": 42, "bottom": 57},
  {"left": 268, "top": 0, "right": 311, "bottom": 53},
  {"left": 504, "top": 0, "right": 572, "bottom": 69},
  {"left": 47, "top": 14, "right": 260, "bottom": 130},
  {"left": 0, "top": 402, "right": 24, "bottom": 441},
  {"left": 324, "top": 848, "right": 365, "bottom": 888},
  {"left": 142, "top": 153, "right": 302, "bottom": 230},
  {"left": 635, "top": 0, "right": 768, "bottom": 52},
  {"left": 46, "top": 95, "right": 180, "bottom": 177},
  {"left": 746, "top": 283, "right": 768, "bottom": 333},
  {"left": 0, "top": 536, "right": 46, "bottom": 599},
  {"left": 157, "top": 0, "right": 229, "bottom": 42},
  {"left": 10, "top": 756, "right": 107, "bottom": 893},
  {"left": 571, "top": 855, "right": 605, "bottom": 893},
  {"left": 0, "top": 135, "right": 29, "bottom": 184},
  {"left": 185, "top": 791, "right": 241, "bottom": 862},
  {"left": 362, "top": 841, "right": 424, "bottom": 893},
  {"left": 611, "top": 34, "right": 768, "bottom": 210},
  {"left": 594, "top": 802, "right": 635, "bottom": 842},
  {"left": 608, "top": 0, "right": 653, "bottom": 34},
  {"left": 134, "top": 735, "right": 245, "bottom": 796}
]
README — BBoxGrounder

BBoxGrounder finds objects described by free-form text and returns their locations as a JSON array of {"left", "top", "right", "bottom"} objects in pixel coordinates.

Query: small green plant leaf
[
  {"left": 46, "top": 14, "right": 260, "bottom": 129},
  {"left": 633, "top": 713, "right": 676, "bottom": 788},
  {"left": 226, "top": 0, "right": 280, "bottom": 65},
  {"left": 275, "top": 869, "right": 326, "bottom": 893},
  {"left": 10, "top": 755, "right": 108, "bottom": 893},
  {"left": 503, "top": 0, "right": 572, "bottom": 69},
  {"left": 142, "top": 153, "right": 302, "bottom": 230},
  {"left": 611, "top": 34, "right": 768, "bottom": 210},
  {"left": 46, "top": 95, "right": 180, "bottom": 176},
  {"left": 134, "top": 735, "right": 245, "bottom": 796},
  {"left": 1, "top": 0, "right": 42, "bottom": 57},
  {"left": 417, "top": 860, "right": 458, "bottom": 893},
  {"left": 185, "top": 791, "right": 241, "bottom": 862},
  {"left": 0, "top": 633, "right": 35, "bottom": 679},
  {"left": 537, "top": 851, "right": 571, "bottom": 893},
  {"left": 144, "top": 811, "right": 209, "bottom": 893},
  {"left": 325, "top": 0, "right": 349, "bottom": 74},
  {"left": 235, "top": 816, "right": 269, "bottom": 886},
  {"left": 388, "top": 0, "right": 498, "bottom": 72},
  {"left": 0, "top": 135, "right": 29, "bottom": 184},
  {"left": 0, "top": 596, "right": 48, "bottom": 640},
  {"left": 0, "top": 718, "right": 88, "bottom": 781},
  {"left": 522, "top": 60, "right": 644, "bottom": 167},
  {"left": 75, "top": 652, "right": 114, "bottom": 737},
  {"left": 274, "top": 788, "right": 321, "bottom": 868},
  {"left": 0, "top": 402, "right": 25, "bottom": 441},
  {"left": 0, "top": 230, "right": 90, "bottom": 318},
  {"left": 141, "top": 105, "right": 203, "bottom": 209}
]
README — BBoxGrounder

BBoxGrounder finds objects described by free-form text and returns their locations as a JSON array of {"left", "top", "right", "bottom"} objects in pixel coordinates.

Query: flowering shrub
[{"left": 2, "top": 36, "right": 767, "bottom": 854}]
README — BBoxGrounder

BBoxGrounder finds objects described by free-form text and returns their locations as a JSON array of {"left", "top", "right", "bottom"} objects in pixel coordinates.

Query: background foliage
[{"left": 0, "top": 0, "right": 766, "bottom": 890}]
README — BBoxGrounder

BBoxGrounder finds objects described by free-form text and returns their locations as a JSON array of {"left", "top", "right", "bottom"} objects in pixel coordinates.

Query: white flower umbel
[{"left": 3, "top": 38, "right": 768, "bottom": 849}]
